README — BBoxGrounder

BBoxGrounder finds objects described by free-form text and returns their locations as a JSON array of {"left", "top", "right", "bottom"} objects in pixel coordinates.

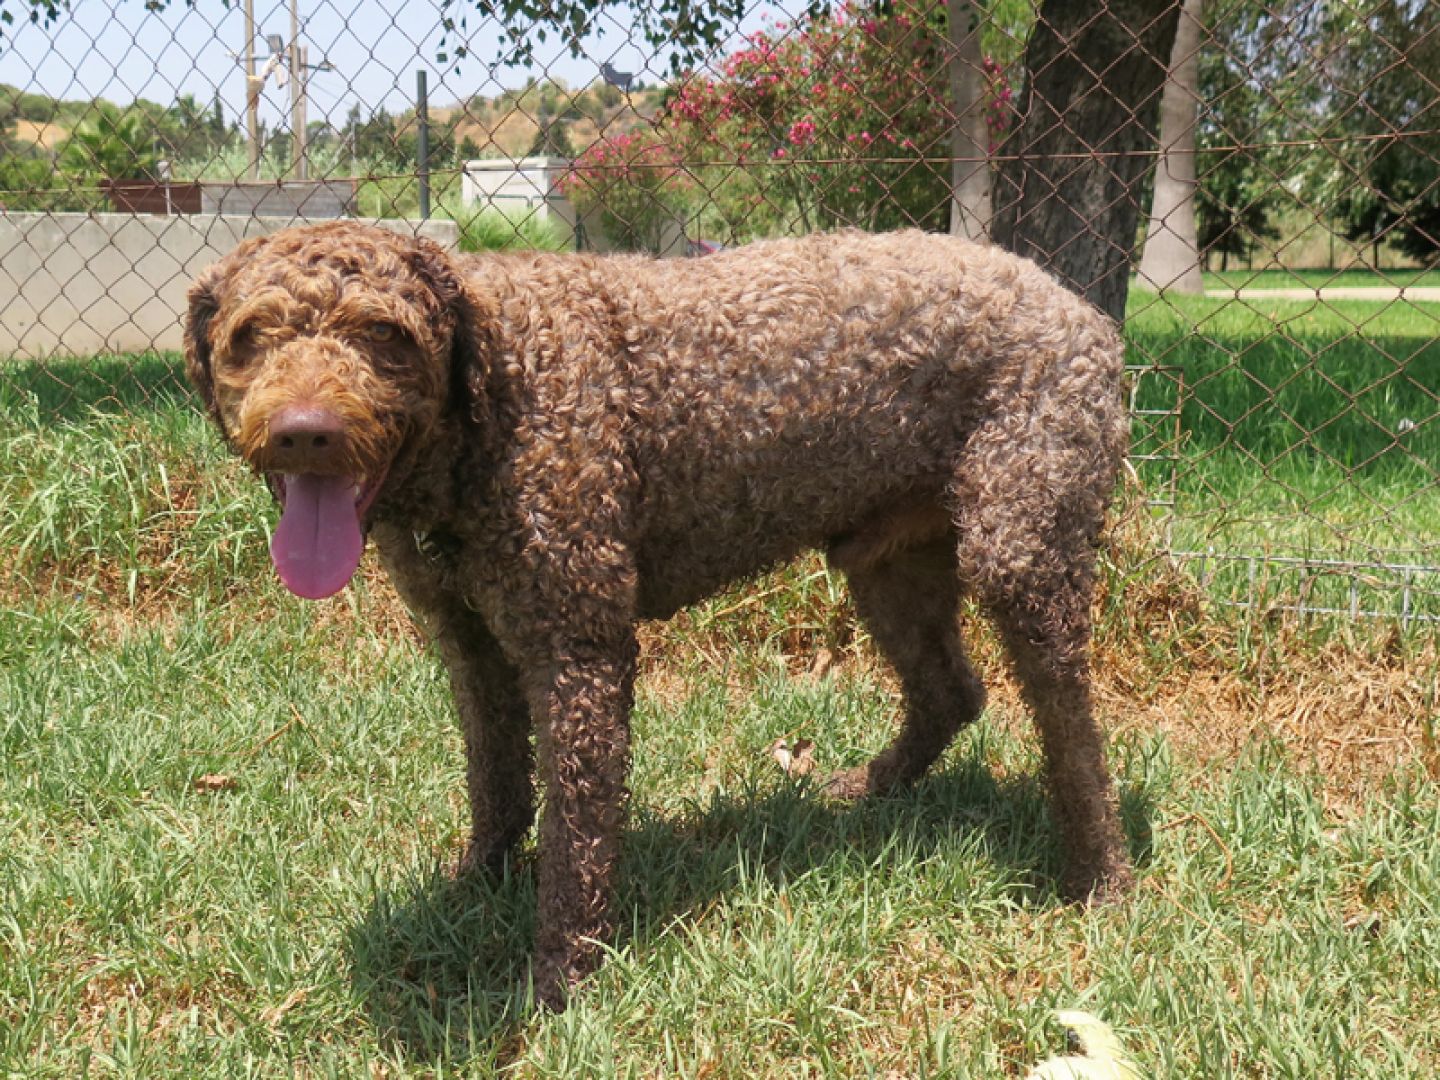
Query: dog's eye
[
  {"left": 226, "top": 324, "right": 257, "bottom": 362},
  {"left": 368, "top": 322, "right": 400, "bottom": 343}
]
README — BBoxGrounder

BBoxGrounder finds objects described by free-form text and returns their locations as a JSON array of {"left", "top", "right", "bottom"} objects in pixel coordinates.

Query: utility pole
[
  {"left": 237, "top": 0, "right": 328, "bottom": 183},
  {"left": 289, "top": 0, "right": 307, "bottom": 181},
  {"left": 244, "top": 0, "right": 260, "bottom": 179}
]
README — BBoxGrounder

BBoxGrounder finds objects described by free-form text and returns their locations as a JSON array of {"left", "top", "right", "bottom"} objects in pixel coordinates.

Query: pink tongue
[{"left": 270, "top": 474, "right": 365, "bottom": 599}]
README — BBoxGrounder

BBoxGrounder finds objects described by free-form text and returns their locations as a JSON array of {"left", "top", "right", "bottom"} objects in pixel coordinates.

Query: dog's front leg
[
  {"left": 374, "top": 527, "right": 536, "bottom": 875},
  {"left": 444, "top": 622, "right": 535, "bottom": 876},
  {"left": 529, "top": 635, "right": 637, "bottom": 1009}
]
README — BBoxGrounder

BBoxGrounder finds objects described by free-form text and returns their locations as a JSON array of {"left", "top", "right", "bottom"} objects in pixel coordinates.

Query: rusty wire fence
[{"left": 0, "top": 0, "right": 1437, "bottom": 624}]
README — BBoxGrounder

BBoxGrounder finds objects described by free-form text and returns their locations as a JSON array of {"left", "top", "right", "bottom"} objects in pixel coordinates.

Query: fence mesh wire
[{"left": 1, "top": 0, "right": 1436, "bottom": 623}]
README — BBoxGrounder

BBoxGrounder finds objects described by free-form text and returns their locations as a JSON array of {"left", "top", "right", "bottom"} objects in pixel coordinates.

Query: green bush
[{"left": 436, "top": 198, "right": 569, "bottom": 252}]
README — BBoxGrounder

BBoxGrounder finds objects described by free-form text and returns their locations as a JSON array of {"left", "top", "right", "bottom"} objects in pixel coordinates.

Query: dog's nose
[{"left": 265, "top": 404, "right": 347, "bottom": 470}]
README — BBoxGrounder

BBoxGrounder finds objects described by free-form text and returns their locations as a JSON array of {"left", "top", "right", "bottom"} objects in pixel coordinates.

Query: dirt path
[{"left": 1204, "top": 286, "right": 1440, "bottom": 302}]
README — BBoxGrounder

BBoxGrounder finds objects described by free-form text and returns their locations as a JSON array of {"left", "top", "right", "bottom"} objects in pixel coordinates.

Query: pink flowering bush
[
  {"left": 561, "top": 129, "right": 695, "bottom": 252},
  {"left": 664, "top": 0, "right": 1013, "bottom": 237},
  {"left": 561, "top": 2, "right": 1014, "bottom": 245}
]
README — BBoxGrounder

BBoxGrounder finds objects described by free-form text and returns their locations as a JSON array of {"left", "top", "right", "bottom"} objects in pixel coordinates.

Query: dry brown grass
[
  {"left": 624, "top": 497, "right": 1438, "bottom": 816},
  {"left": 22, "top": 478, "right": 1433, "bottom": 816},
  {"left": 433, "top": 86, "right": 663, "bottom": 161}
]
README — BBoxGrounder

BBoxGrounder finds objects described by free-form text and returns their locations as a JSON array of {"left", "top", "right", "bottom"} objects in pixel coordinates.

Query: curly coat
[{"left": 185, "top": 220, "right": 1134, "bottom": 1008}]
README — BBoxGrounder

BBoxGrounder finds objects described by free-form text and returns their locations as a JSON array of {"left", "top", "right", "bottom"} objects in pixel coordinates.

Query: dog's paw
[
  {"left": 531, "top": 948, "right": 599, "bottom": 1013},
  {"left": 1063, "top": 858, "right": 1135, "bottom": 906},
  {"left": 454, "top": 836, "right": 527, "bottom": 880},
  {"left": 821, "top": 765, "right": 874, "bottom": 802}
]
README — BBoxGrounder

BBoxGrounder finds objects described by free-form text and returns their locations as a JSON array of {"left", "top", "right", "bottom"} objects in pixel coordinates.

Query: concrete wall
[
  {"left": 0, "top": 212, "right": 459, "bottom": 359},
  {"left": 461, "top": 156, "right": 577, "bottom": 243},
  {"left": 200, "top": 180, "right": 357, "bottom": 219}
]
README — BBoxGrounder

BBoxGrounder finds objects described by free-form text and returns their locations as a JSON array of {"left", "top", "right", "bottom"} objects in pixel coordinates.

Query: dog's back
[{"left": 464, "top": 231, "right": 1123, "bottom": 614}]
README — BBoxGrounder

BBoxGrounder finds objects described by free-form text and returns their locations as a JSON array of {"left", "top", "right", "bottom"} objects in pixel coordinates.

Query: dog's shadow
[{"left": 346, "top": 755, "right": 1154, "bottom": 1064}]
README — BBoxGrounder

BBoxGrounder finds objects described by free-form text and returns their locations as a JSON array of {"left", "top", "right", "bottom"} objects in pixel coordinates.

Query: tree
[
  {"left": 1327, "top": 0, "right": 1440, "bottom": 266},
  {"left": 161, "top": 92, "right": 233, "bottom": 163},
  {"left": 14, "top": 0, "right": 1184, "bottom": 314},
  {"left": 529, "top": 108, "right": 577, "bottom": 157},
  {"left": 505, "top": 0, "right": 1178, "bottom": 318},
  {"left": 990, "top": 0, "right": 1182, "bottom": 322},
  {"left": 0, "top": 123, "right": 67, "bottom": 211},
  {"left": 1195, "top": 152, "right": 1280, "bottom": 271},
  {"left": 0, "top": 155, "right": 61, "bottom": 210},
  {"left": 561, "top": 129, "right": 694, "bottom": 251},
  {"left": 1190, "top": 1, "right": 1291, "bottom": 271},
  {"left": 457, "top": 134, "right": 483, "bottom": 161},
  {"left": 57, "top": 104, "right": 162, "bottom": 180},
  {"left": 306, "top": 120, "right": 340, "bottom": 155},
  {"left": 343, "top": 104, "right": 403, "bottom": 167},
  {"left": 1138, "top": 0, "right": 1204, "bottom": 293},
  {"left": 1336, "top": 141, "right": 1440, "bottom": 267},
  {"left": 0, "top": 0, "right": 65, "bottom": 42},
  {"left": 441, "top": 0, "right": 750, "bottom": 73},
  {"left": 947, "top": 0, "right": 991, "bottom": 239}
]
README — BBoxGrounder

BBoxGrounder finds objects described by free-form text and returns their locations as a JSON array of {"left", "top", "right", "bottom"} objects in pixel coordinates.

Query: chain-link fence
[{"left": 2, "top": 0, "right": 1436, "bottom": 623}]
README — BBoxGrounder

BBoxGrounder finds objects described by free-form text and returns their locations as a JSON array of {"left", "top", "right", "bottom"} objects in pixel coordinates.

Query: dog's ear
[
  {"left": 183, "top": 265, "right": 223, "bottom": 425},
  {"left": 403, "top": 234, "right": 497, "bottom": 429},
  {"left": 404, "top": 235, "right": 490, "bottom": 370}
]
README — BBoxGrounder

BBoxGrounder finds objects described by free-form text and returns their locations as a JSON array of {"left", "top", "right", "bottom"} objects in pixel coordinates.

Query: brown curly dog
[{"left": 185, "top": 220, "right": 1133, "bottom": 1008}]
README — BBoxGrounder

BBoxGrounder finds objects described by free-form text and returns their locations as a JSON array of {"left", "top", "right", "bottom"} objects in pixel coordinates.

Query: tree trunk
[
  {"left": 948, "top": 0, "right": 991, "bottom": 240},
  {"left": 990, "top": 0, "right": 1183, "bottom": 323},
  {"left": 1138, "top": 0, "right": 1205, "bottom": 293}
]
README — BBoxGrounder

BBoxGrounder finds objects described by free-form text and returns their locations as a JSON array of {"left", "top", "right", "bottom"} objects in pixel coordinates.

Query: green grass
[
  {"left": 2, "top": 296, "right": 1439, "bottom": 1075},
  {"left": 3, "top": 580, "right": 1439, "bottom": 1075},
  {"left": 342, "top": 173, "right": 572, "bottom": 253},
  {"left": 0, "top": 356, "right": 271, "bottom": 606},
  {"left": 1124, "top": 290, "right": 1440, "bottom": 620}
]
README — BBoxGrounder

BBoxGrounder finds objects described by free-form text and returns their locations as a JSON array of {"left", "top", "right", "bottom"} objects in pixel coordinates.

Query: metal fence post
[{"left": 417, "top": 70, "right": 430, "bottom": 220}]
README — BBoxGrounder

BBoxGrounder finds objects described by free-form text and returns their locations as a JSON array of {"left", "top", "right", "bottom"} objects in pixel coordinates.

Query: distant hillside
[
  {"left": 1, "top": 83, "right": 93, "bottom": 126},
  {"left": 11, "top": 118, "right": 64, "bottom": 149},
  {"left": 2, "top": 78, "right": 670, "bottom": 165},
  {"left": 1, "top": 82, "right": 91, "bottom": 152},
  {"left": 433, "top": 80, "right": 668, "bottom": 159}
]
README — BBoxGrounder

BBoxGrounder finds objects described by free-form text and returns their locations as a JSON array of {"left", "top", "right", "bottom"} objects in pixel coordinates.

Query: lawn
[
  {"left": 2, "top": 296, "right": 1438, "bottom": 1076},
  {"left": 1125, "top": 290, "right": 1439, "bottom": 621}
]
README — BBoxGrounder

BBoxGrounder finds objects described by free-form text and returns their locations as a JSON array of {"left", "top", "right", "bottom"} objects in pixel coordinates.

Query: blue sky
[{"left": 0, "top": 0, "right": 766, "bottom": 127}]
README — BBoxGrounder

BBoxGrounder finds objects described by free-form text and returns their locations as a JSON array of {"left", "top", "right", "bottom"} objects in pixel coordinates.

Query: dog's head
[{"left": 184, "top": 221, "right": 484, "bottom": 599}]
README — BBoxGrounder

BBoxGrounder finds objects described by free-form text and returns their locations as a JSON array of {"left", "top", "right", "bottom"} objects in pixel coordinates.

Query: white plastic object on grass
[{"left": 1024, "top": 1011, "right": 1143, "bottom": 1080}]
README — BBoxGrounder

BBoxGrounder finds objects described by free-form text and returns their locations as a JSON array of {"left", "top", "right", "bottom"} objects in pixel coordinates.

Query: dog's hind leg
[
  {"left": 954, "top": 411, "right": 1133, "bottom": 903},
  {"left": 973, "top": 557, "right": 1132, "bottom": 902},
  {"left": 826, "top": 526, "right": 987, "bottom": 800}
]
